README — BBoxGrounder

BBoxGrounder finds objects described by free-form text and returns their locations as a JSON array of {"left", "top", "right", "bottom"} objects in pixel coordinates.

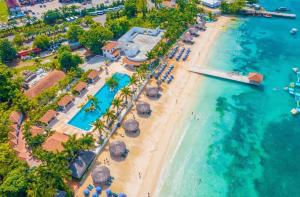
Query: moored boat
[
  {"left": 275, "top": 7, "right": 290, "bottom": 12},
  {"left": 290, "top": 28, "right": 298, "bottom": 35}
]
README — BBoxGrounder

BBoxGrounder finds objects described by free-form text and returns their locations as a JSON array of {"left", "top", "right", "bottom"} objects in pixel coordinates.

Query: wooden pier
[
  {"left": 189, "top": 67, "right": 263, "bottom": 86},
  {"left": 242, "top": 8, "right": 296, "bottom": 19}
]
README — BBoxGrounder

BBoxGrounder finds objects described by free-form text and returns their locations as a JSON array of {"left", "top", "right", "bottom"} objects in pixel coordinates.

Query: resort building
[
  {"left": 24, "top": 70, "right": 65, "bottom": 99},
  {"left": 30, "top": 126, "right": 44, "bottom": 137},
  {"left": 73, "top": 81, "right": 88, "bottom": 96},
  {"left": 201, "top": 0, "right": 222, "bottom": 8},
  {"left": 122, "top": 57, "right": 144, "bottom": 71},
  {"left": 248, "top": 72, "right": 264, "bottom": 84},
  {"left": 9, "top": 111, "right": 23, "bottom": 126},
  {"left": 57, "top": 95, "right": 74, "bottom": 111},
  {"left": 102, "top": 41, "right": 120, "bottom": 61},
  {"left": 87, "top": 70, "right": 100, "bottom": 83},
  {"left": 69, "top": 150, "right": 96, "bottom": 180},
  {"left": 117, "top": 27, "right": 165, "bottom": 62},
  {"left": 42, "top": 132, "right": 69, "bottom": 152},
  {"left": 39, "top": 109, "right": 58, "bottom": 126}
]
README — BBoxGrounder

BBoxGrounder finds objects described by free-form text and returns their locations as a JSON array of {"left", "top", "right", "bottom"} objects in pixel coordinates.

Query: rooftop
[
  {"left": 118, "top": 27, "right": 165, "bottom": 62},
  {"left": 102, "top": 41, "right": 118, "bottom": 51},
  {"left": 87, "top": 70, "right": 99, "bottom": 80},
  {"left": 74, "top": 81, "right": 87, "bottom": 93},
  {"left": 58, "top": 95, "right": 74, "bottom": 107},
  {"left": 69, "top": 150, "right": 96, "bottom": 180},
  {"left": 42, "top": 132, "right": 69, "bottom": 152},
  {"left": 24, "top": 70, "right": 65, "bottom": 98},
  {"left": 39, "top": 109, "right": 57, "bottom": 124}
]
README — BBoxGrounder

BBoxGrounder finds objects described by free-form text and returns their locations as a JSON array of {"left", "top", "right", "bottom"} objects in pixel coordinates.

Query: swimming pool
[{"left": 68, "top": 73, "right": 130, "bottom": 131}]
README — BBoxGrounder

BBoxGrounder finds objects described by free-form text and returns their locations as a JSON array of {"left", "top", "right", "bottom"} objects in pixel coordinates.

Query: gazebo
[
  {"left": 136, "top": 102, "right": 151, "bottom": 116},
  {"left": 109, "top": 141, "right": 127, "bottom": 158},
  {"left": 146, "top": 87, "right": 160, "bottom": 98},
  {"left": 91, "top": 166, "right": 111, "bottom": 186},
  {"left": 123, "top": 119, "right": 139, "bottom": 135}
]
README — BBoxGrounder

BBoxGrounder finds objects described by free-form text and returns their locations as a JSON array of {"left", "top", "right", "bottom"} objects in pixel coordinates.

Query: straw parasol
[
  {"left": 109, "top": 141, "right": 126, "bottom": 158},
  {"left": 91, "top": 166, "right": 111, "bottom": 185},
  {"left": 136, "top": 102, "right": 151, "bottom": 115},
  {"left": 123, "top": 119, "right": 139, "bottom": 134},
  {"left": 146, "top": 87, "right": 160, "bottom": 98}
]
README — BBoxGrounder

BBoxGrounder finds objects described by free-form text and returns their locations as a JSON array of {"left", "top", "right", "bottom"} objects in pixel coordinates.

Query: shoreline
[{"left": 76, "top": 16, "right": 233, "bottom": 197}]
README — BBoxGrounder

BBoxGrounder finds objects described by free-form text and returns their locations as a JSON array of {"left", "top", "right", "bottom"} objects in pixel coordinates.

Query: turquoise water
[
  {"left": 158, "top": 0, "right": 300, "bottom": 196},
  {"left": 68, "top": 73, "right": 130, "bottom": 131}
]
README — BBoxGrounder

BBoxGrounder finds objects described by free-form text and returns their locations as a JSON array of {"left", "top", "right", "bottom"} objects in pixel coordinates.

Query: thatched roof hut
[
  {"left": 109, "top": 141, "right": 126, "bottom": 158},
  {"left": 136, "top": 102, "right": 151, "bottom": 115},
  {"left": 123, "top": 119, "right": 139, "bottom": 134},
  {"left": 91, "top": 166, "right": 111, "bottom": 185},
  {"left": 146, "top": 87, "right": 160, "bottom": 98}
]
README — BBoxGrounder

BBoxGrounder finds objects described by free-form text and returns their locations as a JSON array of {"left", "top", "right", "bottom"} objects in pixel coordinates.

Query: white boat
[
  {"left": 290, "top": 28, "right": 298, "bottom": 35},
  {"left": 292, "top": 67, "right": 299, "bottom": 72},
  {"left": 291, "top": 108, "right": 298, "bottom": 115}
]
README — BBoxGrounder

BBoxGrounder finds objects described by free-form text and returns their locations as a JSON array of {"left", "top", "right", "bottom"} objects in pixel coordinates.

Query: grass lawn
[{"left": 0, "top": 0, "right": 9, "bottom": 23}]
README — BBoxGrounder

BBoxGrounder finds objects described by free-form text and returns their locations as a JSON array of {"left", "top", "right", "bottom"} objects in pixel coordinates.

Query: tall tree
[
  {"left": 67, "top": 24, "right": 84, "bottom": 42},
  {"left": 79, "top": 26, "right": 113, "bottom": 54},
  {"left": 33, "top": 35, "right": 50, "bottom": 51},
  {"left": 0, "top": 39, "right": 17, "bottom": 63},
  {"left": 124, "top": 0, "right": 137, "bottom": 18},
  {"left": 58, "top": 48, "right": 82, "bottom": 71},
  {"left": 0, "top": 64, "right": 21, "bottom": 103},
  {"left": 120, "top": 87, "right": 132, "bottom": 103}
]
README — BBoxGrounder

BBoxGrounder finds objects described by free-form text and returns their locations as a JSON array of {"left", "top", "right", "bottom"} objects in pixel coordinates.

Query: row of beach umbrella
[
  {"left": 182, "top": 48, "right": 191, "bottom": 61},
  {"left": 162, "top": 64, "right": 174, "bottom": 84},
  {"left": 176, "top": 47, "right": 185, "bottom": 61},
  {"left": 154, "top": 63, "right": 167, "bottom": 80},
  {"left": 84, "top": 187, "right": 127, "bottom": 197},
  {"left": 168, "top": 46, "right": 179, "bottom": 59}
]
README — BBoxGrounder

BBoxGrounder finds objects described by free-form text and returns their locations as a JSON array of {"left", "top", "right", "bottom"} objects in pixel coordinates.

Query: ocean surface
[{"left": 157, "top": 0, "right": 300, "bottom": 196}]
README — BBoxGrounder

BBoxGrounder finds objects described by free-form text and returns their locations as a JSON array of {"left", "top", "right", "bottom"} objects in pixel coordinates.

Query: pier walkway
[
  {"left": 189, "top": 67, "right": 263, "bottom": 86},
  {"left": 242, "top": 8, "right": 296, "bottom": 19}
]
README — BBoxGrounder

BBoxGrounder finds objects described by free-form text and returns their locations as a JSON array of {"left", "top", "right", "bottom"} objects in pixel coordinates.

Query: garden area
[{"left": 0, "top": 0, "right": 8, "bottom": 23}]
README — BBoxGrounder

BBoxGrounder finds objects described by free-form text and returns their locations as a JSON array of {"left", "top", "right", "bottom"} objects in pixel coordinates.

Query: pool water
[{"left": 68, "top": 73, "right": 130, "bottom": 131}]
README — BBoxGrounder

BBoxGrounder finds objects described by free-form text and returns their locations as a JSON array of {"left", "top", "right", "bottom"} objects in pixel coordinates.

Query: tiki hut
[
  {"left": 189, "top": 28, "right": 199, "bottom": 36},
  {"left": 123, "top": 119, "right": 139, "bottom": 135},
  {"left": 136, "top": 102, "right": 151, "bottom": 116},
  {"left": 146, "top": 87, "right": 160, "bottom": 98},
  {"left": 109, "top": 141, "right": 127, "bottom": 158},
  {"left": 91, "top": 166, "right": 111, "bottom": 185},
  {"left": 183, "top": 33, "right": 194, "bottom": 44}
]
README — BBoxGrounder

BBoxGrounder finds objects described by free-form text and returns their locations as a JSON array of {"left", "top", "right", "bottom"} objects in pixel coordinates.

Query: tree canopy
[
  {"left": 67, "top": 24, "right": 84, "bottom": 42},
  {"left": 33, "top": 35, "right": 50, "bottom": 51},
  {"left": 43, "top": 10, "right": 61, "bottom": 25},
  {"left": 79, "top": 26, "right": 113, "bottom": 54},
  {"left": 220, "top": 0, "right": 246, "bottom": 14},
  {"left": 58, "top": 47, "right": 82, "bottom": 71},
  {"left": 0, "top": 39, "right": 17, "bottom": 63},
  {"left": 0, "top": 64, "right": 21, "bottom": 103}
]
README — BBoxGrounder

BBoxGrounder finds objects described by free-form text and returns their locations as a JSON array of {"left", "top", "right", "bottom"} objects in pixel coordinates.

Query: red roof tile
[
  {"left": 25, "top": 70, "right": 65, "bottom": 99},
  {"left": 39, "top": 110, "right": 57, "bottom": 124},
  {"left": 74, "top": 81, "right": 87, "bottom": 93},
  {"left": 102, "top": 41, "right": 118, "bottom": 51},
  {"left": 42, "top": 132, "right": 69, "bottom": 152},
  {"left": 57, "top": 95, "right": 74, "bottom": 107},
  {"left": 87, "top": 70, "right": 99, "bottom": 80}
]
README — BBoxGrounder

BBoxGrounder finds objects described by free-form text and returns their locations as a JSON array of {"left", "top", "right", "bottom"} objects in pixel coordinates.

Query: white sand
[{"left": 75, "top": 16, "right": 232, "bottom": 197}]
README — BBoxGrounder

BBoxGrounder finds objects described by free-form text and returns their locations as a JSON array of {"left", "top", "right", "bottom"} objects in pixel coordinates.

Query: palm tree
[
  {"left": 93, "top": 119, "right": 106, "bottom": 138},
  {"left": 103, "top": 109, "right": 116, "bottom": 127},
  {"left": 129, "top": 74, "right": 139, "bottom": 91},
  {"left": 120, "top": 87, "right": 132, "bottom": 104},
  {"left": 105, "top": 77, "right": 119, "bottom": 91},
  {"left": 112, "top": 98, "right": 122, "bottom": 113}
]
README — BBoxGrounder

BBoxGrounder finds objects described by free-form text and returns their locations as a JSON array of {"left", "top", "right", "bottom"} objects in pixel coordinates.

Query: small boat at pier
[{"left": 263, "top": 14, "right": 272, "bottom": 18}]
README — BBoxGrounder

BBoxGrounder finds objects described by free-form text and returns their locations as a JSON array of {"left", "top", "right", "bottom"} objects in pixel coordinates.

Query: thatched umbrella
[
  {"left": 91, "top": 166, "right": 111, "bottom": 185},
  {"left": 136, "top": 102, "right": 151, "bottom": 115},
  {"left": 123, "top": 119, "right": 139, "bottom": 134},
  {"left": 109, "top": 141, "right": 126, "bottom": 157},
  {"left": 146, "top": 87, "right": 160, "bottom": 98}
]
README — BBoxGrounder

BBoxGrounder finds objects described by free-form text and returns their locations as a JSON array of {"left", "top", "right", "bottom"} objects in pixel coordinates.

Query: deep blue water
[
  {"left": 158, "top": 0, "right": 300, "bottom": 196},
  {"left": 68, "top": 73, "right": 130, "bottom": 131}
]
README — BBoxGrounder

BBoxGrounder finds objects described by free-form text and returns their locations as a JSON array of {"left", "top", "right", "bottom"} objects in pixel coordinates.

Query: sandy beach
[{"left": 76, "top": 16, "right": 232, "bottom": 197}]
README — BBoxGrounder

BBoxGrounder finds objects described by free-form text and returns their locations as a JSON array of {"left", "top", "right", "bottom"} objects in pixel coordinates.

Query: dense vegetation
[{"left": 220, "top": 0, "right": 246, "bottom": 14}]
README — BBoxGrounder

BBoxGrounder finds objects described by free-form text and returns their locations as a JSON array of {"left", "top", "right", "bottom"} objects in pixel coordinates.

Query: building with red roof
[{"left": 102, "top": 41, "right": 120, "bottom": 61}]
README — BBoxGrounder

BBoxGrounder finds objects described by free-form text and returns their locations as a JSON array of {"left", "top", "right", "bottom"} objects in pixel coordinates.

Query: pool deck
[{"left": 51, "top": 59, "right": 133, "bottom": 136}]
